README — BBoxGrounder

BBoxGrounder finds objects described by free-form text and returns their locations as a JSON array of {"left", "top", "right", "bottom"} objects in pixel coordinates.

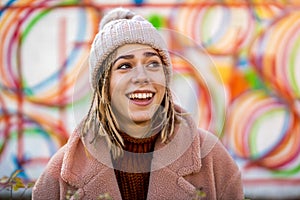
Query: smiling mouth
[{"left": 127, "top": 92, "right": 154, "bottom": 101}]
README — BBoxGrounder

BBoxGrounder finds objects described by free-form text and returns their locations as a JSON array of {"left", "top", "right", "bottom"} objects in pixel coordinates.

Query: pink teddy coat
[{"left": 32, "top": 109, "right": 244, "bottom": 200}]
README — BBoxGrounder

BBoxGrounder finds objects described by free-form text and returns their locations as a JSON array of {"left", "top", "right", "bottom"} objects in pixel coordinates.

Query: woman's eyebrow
[
  {"left": 113, "top": 54, "right": 134, "bottom": 65},
  {"left": 113, "top": 51, "right": 160, "bottom": 65},
  {"left": 143, "top": 51, "right": 160, "bottom": 58}
]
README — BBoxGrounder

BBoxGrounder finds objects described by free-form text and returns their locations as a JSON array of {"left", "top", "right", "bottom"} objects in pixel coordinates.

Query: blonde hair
[{"left": 82, "top": 50, "right": 178, "bottom": 159}]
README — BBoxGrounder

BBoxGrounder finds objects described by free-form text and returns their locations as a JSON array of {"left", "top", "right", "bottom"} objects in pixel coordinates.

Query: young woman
[{"left": 32, "top": 8, "right": 244, "bottom": 200}]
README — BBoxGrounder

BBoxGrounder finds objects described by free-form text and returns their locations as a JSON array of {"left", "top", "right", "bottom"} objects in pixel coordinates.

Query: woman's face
[{"left": 109, "top": 44, "right": 166, "bottom": 128}]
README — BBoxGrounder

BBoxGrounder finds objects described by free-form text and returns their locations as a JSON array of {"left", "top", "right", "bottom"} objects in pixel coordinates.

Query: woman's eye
[
  {"left": 117, "top": 63, "right": 131, "bottom": 70},
  {"left": 147, "top": 62, "right": 161, "bottom": 69}
]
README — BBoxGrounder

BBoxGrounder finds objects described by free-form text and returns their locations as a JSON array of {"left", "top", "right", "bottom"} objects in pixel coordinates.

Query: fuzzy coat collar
[{"left": 60, "top": 109, "right": 215, "bottom": 199}]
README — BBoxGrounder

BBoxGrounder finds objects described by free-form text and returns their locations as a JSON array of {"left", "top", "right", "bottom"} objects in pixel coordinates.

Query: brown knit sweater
[{"left": 112, "top": 132, "right": 159, "bottom": 200}]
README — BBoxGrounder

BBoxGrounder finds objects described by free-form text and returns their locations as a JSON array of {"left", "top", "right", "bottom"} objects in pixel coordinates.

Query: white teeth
[{"left": 128, "top": 93, "right": 153, "bottom": 100}]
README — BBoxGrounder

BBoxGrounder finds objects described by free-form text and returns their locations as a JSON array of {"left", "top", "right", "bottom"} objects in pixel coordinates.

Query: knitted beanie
[{"left": 89, "top": 7, "right": 172, "bottom": 90}]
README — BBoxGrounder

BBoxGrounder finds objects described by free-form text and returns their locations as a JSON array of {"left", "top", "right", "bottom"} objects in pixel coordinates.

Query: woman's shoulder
[
  {"left": 174, "top": 105, "right": 229, "bottom": 156},
  {"left": 197, "top": 128, "right": 229, "bottom": 158},
  {"left": 43, "top": 143, "right": 68, "bottom": 173},
  {"left": 45, "top": 124, "right": 83, "bottom": 171},
  {"left": 197, "top": 128, "right": 240, "bottom": 172}
]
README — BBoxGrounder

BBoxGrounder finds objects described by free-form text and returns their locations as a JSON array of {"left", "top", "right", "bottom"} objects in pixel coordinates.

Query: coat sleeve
[
  {"left": 199, "top": 130, "right": 244, "bottom": 200},
  {"left": 32, "top": 145, "right": 68, "bottom": 200}
]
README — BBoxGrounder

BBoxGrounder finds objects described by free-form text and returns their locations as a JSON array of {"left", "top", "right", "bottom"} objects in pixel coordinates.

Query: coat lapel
[
  {"left": 148, "top": 114, "right": 202, "bottom": 199},
  {"left": 61, "top": 126, "right": 122, "bottom": 199}
]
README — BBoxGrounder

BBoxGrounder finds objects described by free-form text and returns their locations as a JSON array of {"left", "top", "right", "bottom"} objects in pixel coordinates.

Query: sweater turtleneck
[{"left": 112, "top": 131, "right": 159, "bottom": 200}]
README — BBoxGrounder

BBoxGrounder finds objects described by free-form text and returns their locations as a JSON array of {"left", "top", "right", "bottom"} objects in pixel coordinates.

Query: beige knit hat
[{"left": 89, "top": 7, "right": 172, "bottom": 90}]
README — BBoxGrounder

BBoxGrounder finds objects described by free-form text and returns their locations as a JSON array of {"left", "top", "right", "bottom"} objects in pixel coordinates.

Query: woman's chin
[{"left": 129, "top": 113, "right": 154, "bottom": 125}]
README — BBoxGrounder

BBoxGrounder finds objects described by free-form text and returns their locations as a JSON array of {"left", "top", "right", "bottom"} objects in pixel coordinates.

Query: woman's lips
[{"left": 127, "top": 91, "right": 155, "bottom": 106}]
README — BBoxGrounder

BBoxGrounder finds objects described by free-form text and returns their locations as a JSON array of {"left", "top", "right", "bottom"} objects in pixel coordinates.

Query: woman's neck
[
  {"left": 119, "top": 122, "right": 153, "bottom": 138},
  {"left": 116, "top": 114, "right": 163, "bottom": 138}
]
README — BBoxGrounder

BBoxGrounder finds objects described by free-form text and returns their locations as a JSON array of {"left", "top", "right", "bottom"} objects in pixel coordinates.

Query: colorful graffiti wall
[{"left": 0, "top": 0, "right": 299, "bottom": 199}]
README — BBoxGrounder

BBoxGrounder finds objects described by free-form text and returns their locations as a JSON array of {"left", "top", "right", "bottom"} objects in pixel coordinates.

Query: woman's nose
[{"left": 131, "top": 65, "right": 150, "bottom": 84}]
